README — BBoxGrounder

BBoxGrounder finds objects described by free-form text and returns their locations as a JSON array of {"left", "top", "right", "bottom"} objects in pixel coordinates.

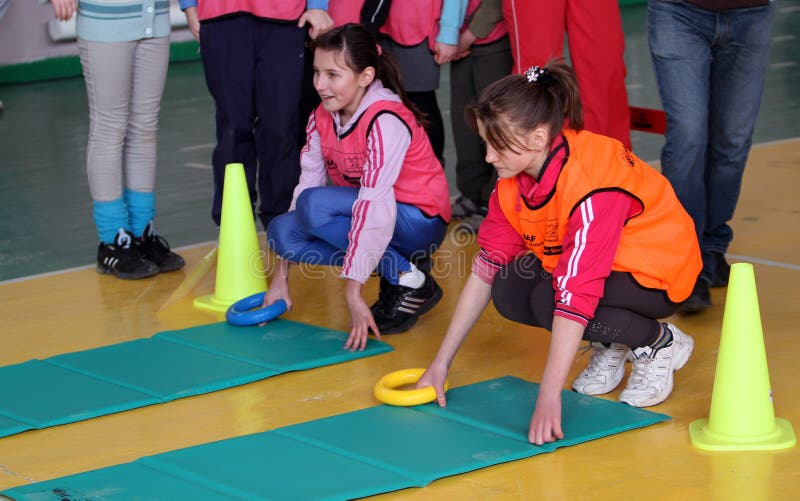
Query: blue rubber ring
[{"left": 226, "top": 293, "right": 287, "bottom": 326}]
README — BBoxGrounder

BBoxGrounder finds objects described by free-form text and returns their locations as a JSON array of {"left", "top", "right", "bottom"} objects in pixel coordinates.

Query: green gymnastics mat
[
  {"left": 0, "top": 320, "right": 392, "bottom": 438},
  {"left": 2, "top": 376, "right": 669, "bottom": 500}
]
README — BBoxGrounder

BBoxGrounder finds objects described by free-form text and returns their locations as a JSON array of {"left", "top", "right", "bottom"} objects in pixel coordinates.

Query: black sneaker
[
  {"left": 97, "top": 229, "right": 159, "bottom": 279},
  {"left": 370, "top": 272, "right": 443, "bottom": 334},
  {"left": 708, "top": 251, "right": 730, "bottom": 288},
  {"left": 136, "top": 222, "right": 185, "bottom": 273},
  {"left": 676, "top": 279, "right": 712, "bottom": 315}
]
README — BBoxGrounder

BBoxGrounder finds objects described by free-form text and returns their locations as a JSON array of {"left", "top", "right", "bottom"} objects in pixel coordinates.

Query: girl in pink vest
[{"left": 265, "top": 24, "right": 452, "bottom": 351}]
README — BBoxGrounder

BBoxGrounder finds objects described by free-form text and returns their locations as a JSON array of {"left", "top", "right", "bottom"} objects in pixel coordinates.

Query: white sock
[{"left": 398, "top": 263, "right": 425, "bottom": 289}]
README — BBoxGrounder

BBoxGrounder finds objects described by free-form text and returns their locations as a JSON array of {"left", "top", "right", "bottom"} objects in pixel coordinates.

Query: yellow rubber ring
[{"left": 373, "top": 368, "right": 449, "bottom": 406}]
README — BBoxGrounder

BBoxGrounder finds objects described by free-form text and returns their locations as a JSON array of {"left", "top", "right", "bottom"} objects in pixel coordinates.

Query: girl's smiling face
[{"left": 313, "top": 48, "right": 374, "bottom": 124}]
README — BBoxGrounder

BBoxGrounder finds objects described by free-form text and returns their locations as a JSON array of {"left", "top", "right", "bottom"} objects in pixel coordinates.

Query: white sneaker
[
  {"left": 572, "top": 342, "right": 632, "bottom": 395},
  {"left": 619, "top": 323, "right": 694, "bottom": 407}
]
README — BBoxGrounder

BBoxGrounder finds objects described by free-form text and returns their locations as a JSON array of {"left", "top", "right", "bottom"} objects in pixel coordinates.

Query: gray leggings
[
  {"left": 78, "top": 36, "right": 170, "bottom": 201},
  {"left": 491, "top": 254, "right": 679, "bottom": 348}
]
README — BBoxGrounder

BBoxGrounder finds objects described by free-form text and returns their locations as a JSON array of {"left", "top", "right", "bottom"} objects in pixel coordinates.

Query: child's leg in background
[
  {"left": 450, "top": 37, "right": 513, "bottom": 212},
  {"left": 123, "top": 36, "right": 170, "bottom": 236},
  {"left": 406, "top": 90, "right": 445, "bottom": 162},
  {"left": 253, "top": 19, "right": 306, "bottom": 230},
  {"left": 200, "top": 15, "right": 258, "bottom": 228},
  {"left": 502, "top": 0, "right": 566, "bottom": 75},
  {"left": 78, "top": 38, "right": 136, "bottom": 243},
  {"left": 566, "top": 0, "right": 630, "bottom": 148}
]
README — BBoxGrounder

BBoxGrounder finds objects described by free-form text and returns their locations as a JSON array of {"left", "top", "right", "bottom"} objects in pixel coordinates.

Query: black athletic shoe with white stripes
[
  {"left": 137, "top": 221, "right": 185, "bottom": 273},
  {"left": 97, "top": 229, "right": 159, "bottom": 280},
  {"left": 370, "top": 272, "right": 443, "bottom": 335}
]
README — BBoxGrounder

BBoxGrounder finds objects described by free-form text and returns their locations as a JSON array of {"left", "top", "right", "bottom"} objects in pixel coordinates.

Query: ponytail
[
  {"left": 311, "top": 23, "right": 428, "bottom": 125},
  {"left": 466, "top": 59, "right": 583, "bottom": 152}
]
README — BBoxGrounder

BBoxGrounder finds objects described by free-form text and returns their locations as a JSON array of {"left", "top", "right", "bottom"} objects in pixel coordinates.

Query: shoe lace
[
  {"left": 141, "top": 233, "right": 173, "bottom": 259},
  {"left": 115, "top": 239, "right": 147, "bottom": 262},
  {"left": 627, "top": 354, "right": 659, "bottom": 390},
  {"left": 373, "top": 279, "right": 401, "bottom": 315},
  {"left": 579, "top": 343, "right": 625, "bottom": 374}
]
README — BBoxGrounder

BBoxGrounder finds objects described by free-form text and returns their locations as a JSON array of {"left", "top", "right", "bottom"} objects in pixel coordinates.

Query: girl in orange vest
[{"left": 419, "top": 60, "right": 702, "bottom": 445}]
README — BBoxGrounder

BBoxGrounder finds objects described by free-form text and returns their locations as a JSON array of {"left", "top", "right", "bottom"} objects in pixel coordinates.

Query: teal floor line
[
  {"left": 2, "top": 376, "right": 669, "bottom": 501},
  {"left": 0, "top": 319, "right": 392, "bottom": 438}
]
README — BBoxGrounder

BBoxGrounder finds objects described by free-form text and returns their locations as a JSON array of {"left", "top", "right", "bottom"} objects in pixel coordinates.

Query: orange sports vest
[
  {"left": 313, "top": 100, "right": 451, "bottom": 221},
  {"left": 497, "top": 129, "right": 701, "bottom": 302}
]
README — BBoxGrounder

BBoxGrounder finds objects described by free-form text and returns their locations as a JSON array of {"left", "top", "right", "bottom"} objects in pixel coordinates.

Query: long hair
[
  {"left": 311, "top": 23, "right": 427, "bottom": 124},
  {"left": 465, "top": 59, "right": 583, "bottom": 153}
]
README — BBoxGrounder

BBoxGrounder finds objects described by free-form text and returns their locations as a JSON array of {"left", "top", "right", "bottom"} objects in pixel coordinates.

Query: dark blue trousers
[{"left": 200, "top": 14, "right": 307, "bottom": 230}]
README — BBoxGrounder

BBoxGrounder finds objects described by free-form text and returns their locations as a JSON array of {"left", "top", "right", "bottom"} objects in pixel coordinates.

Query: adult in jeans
[{"left": 648, "top": 0, "right": 776, "bottom": 312}]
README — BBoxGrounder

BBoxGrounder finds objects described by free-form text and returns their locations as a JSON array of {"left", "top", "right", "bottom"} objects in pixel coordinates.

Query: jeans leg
[
  {"left": 267, "top": 187, "right": 356, "bottom": 267},
  {"left": 375, "top": 204, "right": 448, "bottom": 284},
  {"left": 267, "top": 211, "right": 344, "bottom": 266},
  {"left": 286, "top": 187, "right": 447, "bottom": 284},
  {"left": 703, "top": 3, "right": 775, "bottom": 257},
  {"left": 648, "top": 0, "right": 714, "bottom": 242}
]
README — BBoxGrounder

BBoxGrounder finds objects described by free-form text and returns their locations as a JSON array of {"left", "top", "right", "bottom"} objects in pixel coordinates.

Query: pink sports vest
[
  {"left": 197, "top": 0, "right": 306, "bottom": 22},
  {"left": 314, "top": 100, "right": 451, "bottom": 221},
  {"left": 328, "top": 0, "right": 361, "bottom": 26}
]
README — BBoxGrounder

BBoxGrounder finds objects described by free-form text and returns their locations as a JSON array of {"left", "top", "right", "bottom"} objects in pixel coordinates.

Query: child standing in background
[
  {"left": 180, "top": 1, "right": 332, "bottom": 231},
  {"left": 48, "top": 0, "right": 184, "bottom": 279},
  {"left": 265, "top": 24, "right": 451, "bottom": 351},
  {"left": 376, "top": 0, "right": 465, "bottom": 165},
  {"left": 419, "top": 61, "right": 701, "bottom": 445},
  {"left": 447, "top": 0, "right": 513, "bottom": 232}
]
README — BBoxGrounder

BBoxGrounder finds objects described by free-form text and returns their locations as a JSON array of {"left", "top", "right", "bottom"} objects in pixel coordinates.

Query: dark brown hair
[
  {"left": 465, "top": 59, "right": 583, "bottom": 153},
  {"left": 311, "top": 23, "right": 426, "bottom": 124}
]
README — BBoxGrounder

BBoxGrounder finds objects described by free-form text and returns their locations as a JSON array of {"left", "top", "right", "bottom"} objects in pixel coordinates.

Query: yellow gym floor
[{"left": 0, "top": 140, "right": 797, "bottom": 500}]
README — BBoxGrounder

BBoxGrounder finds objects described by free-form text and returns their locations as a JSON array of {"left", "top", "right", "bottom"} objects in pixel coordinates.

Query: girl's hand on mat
[
  {"left": 417, "top": 363, "right": 448, "bottom": 407},
  {"left": 528, "top": 392, "right": 564, "bottom": 445},
  {"left": 344, "top": 281, "right": 380, "bottom": 352},
  {"left": 51, "top": 0, "right": 77, "bottom": 21}
]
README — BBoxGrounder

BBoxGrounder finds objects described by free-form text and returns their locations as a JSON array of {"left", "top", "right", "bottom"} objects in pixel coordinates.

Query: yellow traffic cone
[
  {"left": 194, "top": 163, "right": 267, "bottom": 313},
  {"left": 689, "top": 263, "right": 795, "bottom": 451}
]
